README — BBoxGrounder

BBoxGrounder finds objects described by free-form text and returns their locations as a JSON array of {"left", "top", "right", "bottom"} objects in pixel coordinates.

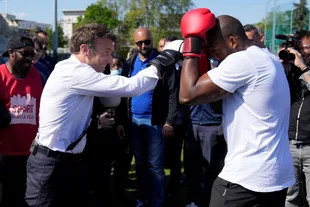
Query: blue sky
[{"left": 0, "top": 0, "right": 300, "bottom": 25}]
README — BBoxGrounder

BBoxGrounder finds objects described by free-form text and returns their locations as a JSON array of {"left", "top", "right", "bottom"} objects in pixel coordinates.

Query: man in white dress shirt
[{"left": 25, "top": 23, "right": 181, "bottom": 207}]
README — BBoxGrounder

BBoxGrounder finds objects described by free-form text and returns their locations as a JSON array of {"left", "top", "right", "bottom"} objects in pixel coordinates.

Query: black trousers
[
  {"left": 25, "top": 148, "right": 89, "bottom": 207},
  {"left": 209, "top": 177, "right": 288, "bottom": 207},
  {"left": 165, "top": 124, "right": 186, "bottom": 196},
  {"left": 112, "top": 136, "right": 133, "bottom": 201},
  {"left": 87, "top": 127, "right": 125, "bottom": 206},
  {"left": 0, "top": 155, "right": 28, "bottom": 207}
]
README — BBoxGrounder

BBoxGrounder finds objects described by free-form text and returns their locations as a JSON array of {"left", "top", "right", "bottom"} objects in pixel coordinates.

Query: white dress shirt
[{"left": 37, "top": 55, "right": 159, "bottom": 153}]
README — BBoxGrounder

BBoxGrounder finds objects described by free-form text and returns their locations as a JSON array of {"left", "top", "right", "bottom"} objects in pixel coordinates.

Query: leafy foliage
[
  {"left": 46, "top": 24, "right": 68, "bottom": 49},
  {"left": 74, "top": 3, "right": 120, "bottom": 31},
  {"left": 97, "top": 0, "right": 194, "bottom": 47},
  {"left": 293, "top": 0, "right": 308, "bottom": 31}
]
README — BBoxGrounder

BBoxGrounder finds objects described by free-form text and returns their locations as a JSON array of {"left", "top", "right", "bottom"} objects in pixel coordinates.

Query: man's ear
[
  {"left": 80, "top": 44, "right": 91, "bottom": 57},
  {"left": 8, "top": 49, "right": 15, "bottom": 58},
  {"left": 260, "top": 34, "right": 265, "bottom": 42},
  {"left": 228, "top": 36, "right": 237, "bottom": 49}
]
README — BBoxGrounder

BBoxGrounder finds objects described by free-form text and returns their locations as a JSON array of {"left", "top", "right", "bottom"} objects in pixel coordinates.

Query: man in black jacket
[
  {"left": 115, "top": 28, "right": 178, "bottom": 207},
  {"left": 285, "top": 30, "right": 310, "bottom": 207}
]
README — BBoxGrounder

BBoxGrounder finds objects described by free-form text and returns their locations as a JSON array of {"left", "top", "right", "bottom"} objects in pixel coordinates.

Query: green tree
[
  {"left": 46, "top": 24, "right": 68, "bottom": 50},
  {"left": 99, "top": 0, "right": 193, "bottom": 47},
  {"left": 293, "top": 0, "right": 308, "bottom": 31},
  {"left": 74, "top": 3, "right": 119, "bottom": 31}
]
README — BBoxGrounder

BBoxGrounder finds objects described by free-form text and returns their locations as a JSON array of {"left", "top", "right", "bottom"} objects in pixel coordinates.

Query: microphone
[{"left": 275, "top": 34, "right": 289, "bottom": 40}]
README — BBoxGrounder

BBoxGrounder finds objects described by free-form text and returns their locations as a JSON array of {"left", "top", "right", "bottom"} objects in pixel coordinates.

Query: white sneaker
[
  {"left": 136, "top": 200, "right": 145, "bottom": 207},
  {"left": 185, "top": 202, "right": 199, "bottom": 207}
]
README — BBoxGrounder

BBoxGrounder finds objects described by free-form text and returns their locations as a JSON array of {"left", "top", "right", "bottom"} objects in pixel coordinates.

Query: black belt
[{"left": 30, "top": 142, "right": 83, "bottom": 159}]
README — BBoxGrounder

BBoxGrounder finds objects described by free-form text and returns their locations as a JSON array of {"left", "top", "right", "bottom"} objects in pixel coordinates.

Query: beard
[
  {"left": 139, "top": 48, "right": 153, "bottom": 57},
  {"left": 13, "top": 59, "right": 32, "bottom": 77}
]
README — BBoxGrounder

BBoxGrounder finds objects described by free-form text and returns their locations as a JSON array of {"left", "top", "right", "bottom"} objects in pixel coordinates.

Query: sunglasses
[
  {"left": 135, "top": 40, "right": 152, "bottom": 47},
  {"left": 15, "top": 49, "right": 35, "bottom": 58}
]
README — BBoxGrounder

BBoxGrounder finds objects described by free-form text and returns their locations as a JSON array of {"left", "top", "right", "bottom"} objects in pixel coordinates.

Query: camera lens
[{"left": 279, "top": 50, "right": 295, "bottom": 62}]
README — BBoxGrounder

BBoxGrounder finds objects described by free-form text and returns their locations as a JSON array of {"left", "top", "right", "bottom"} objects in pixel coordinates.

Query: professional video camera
[{"left": 275, "top": 34, "right": 300, "bottom": 62}]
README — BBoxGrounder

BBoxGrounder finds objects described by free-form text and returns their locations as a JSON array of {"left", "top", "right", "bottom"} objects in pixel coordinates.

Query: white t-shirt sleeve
[
  {"left": 208, "top": 53, "right": 255, "bottom": 93},
  {"left": 68, "top": 64, "right": 159, "bottom": 97}
]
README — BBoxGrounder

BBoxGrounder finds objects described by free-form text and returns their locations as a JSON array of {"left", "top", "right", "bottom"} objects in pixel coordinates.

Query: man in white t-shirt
[{"left": 179, "top": 12, "right": 295, "bottom": 207}]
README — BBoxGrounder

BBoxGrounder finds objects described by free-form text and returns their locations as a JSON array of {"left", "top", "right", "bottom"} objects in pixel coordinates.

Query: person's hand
[
  {"left": 148, "top": 47, "right": 183, "bottom": 77},
  {"left": 98, "top": 112, "right": 115, "bottom": 130},
  {"left": 181, "top": 8, "right": 216, "bottom": 58},
  {"left": 162, "top": 124, "right": 174, "bottom": 138},
  {"left": 116, "top": 125, "right": 126, "bottom": 140},
  {"left": 287, "top": 48, "right": 307, "bottom": 70}
]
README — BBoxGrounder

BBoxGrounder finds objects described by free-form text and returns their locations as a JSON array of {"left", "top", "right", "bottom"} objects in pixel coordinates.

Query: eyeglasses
[
  {"left": 135, "top": 40, "right": 152, "bottom": 47},
  {"left": 15, "top": 49, "right": 35, "bottom": 58}
]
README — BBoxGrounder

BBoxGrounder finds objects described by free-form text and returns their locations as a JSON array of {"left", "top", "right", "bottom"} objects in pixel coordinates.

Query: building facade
[
  {"left": 60, "top": 10, "right": 85, "bottom": 40},
  {"left": 0, "top": 13, "right": 51, "bottom": 54}
]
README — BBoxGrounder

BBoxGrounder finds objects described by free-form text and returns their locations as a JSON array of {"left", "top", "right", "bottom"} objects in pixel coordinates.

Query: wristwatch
[{"left": 301, "top": 65, "right": 310, "bottom": 75}]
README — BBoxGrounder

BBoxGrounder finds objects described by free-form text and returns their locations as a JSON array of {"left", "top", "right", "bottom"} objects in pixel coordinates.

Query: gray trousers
[{"left": 286, "top": 143, "right": 310, "bottom": 207}]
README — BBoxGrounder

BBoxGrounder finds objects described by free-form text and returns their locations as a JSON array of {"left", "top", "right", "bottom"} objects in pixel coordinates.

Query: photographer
[{"left": 285, "top": 30, "right": 310, "bottom": 207}]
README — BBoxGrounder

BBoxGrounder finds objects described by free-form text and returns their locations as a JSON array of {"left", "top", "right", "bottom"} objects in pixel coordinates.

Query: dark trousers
[
  {"left": 87, "top": 128, "right": 116, "bottom": 206},
  {"left": 186, "top": 124, "right": 227, "bottom": 206},
  {"left": 25, "top": 148, "right": 89, "bottom": 207},
  {"left": 210, "top": 177, "right": 288, "bottom": 207},
  {"left": 112, "top": 136, "right": 133, "bottom": 201},
  {"left": 87, "top": 126, "right": 132, "bottom": 206},
  {"left": 0, "top": 155, "right": 28, "bottom": 207},
  {"left": 165, "top": 124, "right": 186, "bottom": 196}
]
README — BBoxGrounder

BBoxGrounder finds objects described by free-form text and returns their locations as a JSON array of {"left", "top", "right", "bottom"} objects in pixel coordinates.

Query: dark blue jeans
[{"left": 130, "top": 117, "right": 165, "bottom": 207}]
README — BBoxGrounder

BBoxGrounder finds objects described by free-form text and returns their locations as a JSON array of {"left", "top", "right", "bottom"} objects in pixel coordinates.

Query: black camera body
[{"left": 276, "top": 34, "right": 300, "bottom": 62}]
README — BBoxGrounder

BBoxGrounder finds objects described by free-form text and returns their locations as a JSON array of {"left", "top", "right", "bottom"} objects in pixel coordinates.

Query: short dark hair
[
  {"left": 29, "top": 33, "right": 44, "bottom": 50},
  {"left": 35, "top": 29, "right": 48, "bottom": 36},
  {"left": 165, "top": 36, "right": 178, "bottom": 42},
  {"left": 243, "top": 24, "right": 259, "bottom": 35},
  {"left": 295, "top": 30, "right": 310, "bottom": 39},
  {"left": 70, "top": 23, "right": 116, "bottom": 54},
  {"left": 207, "top": 16, "right": 249, "bottom": 46},
  {"left": 113, "top": 55, "right": 123, "bottom": 67}
]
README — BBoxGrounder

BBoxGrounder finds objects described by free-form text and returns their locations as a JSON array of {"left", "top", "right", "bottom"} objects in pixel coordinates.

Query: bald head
[
  {"left": 206, "top": 15, "right": 251, "bottom": 61},
  {"left": 133, "top": 27, "right": 153, "bottom": 58},
  {"left": 217, "top": 15, "right": 248, "bottom": 41},
  {"left": 134, "top": 27, "right": 152, "bottom": 42}
]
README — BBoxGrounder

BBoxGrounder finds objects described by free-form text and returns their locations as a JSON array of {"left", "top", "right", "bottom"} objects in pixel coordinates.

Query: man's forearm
[{"left": 179, "top": 58, "right": 200, "bottom": 104}]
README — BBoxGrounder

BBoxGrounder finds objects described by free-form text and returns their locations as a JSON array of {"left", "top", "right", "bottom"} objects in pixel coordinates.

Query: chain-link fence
[{"left": 265, "top": 1, "right": 310, "bottom": 53}]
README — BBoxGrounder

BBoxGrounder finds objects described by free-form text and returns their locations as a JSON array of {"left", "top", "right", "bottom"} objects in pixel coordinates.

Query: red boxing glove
[{"left": 181, "top": 8, "right": 216, "bottom": 58}]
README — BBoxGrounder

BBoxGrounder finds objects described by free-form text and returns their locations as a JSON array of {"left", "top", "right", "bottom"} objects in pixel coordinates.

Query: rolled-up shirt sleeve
[{"left": 68, "top": 64, "right": 159, "bottom": 97}]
